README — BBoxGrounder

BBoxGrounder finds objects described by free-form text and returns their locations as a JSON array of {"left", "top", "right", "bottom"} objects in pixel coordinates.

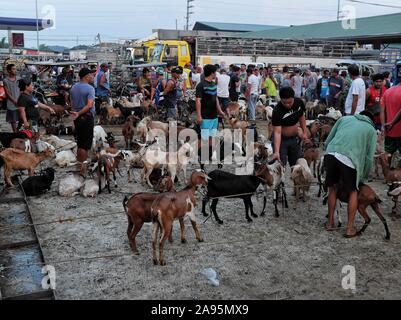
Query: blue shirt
[
  {"left": 96, "top": 70, "right": 110, "bottom": 97},
  {"left": 70, "top": 82, "right": 96, "bottom": 116}
]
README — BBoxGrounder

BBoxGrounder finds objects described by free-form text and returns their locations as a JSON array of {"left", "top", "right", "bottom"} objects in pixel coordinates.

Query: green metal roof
[
  {"left": 240, "top": 12, "right": 401, "bottom": 40},
  {"left": 193, "top": 21, "right": 283, "bottom": 32}
]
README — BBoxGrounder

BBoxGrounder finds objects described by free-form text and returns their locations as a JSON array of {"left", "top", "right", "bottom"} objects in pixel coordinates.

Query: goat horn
[{"left": 205, "top": 175, "right": 212, "bottom": 181}]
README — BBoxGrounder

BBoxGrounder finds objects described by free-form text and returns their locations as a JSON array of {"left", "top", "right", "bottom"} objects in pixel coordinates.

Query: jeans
[
  {"left": 248, "top": 94, "right": 258, "bottom": 121},
  {"left": 305, "top": 88, "right": 317, "bottom": 102}
]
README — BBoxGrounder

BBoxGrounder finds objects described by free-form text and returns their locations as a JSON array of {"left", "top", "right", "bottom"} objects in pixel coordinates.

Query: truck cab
[{"left": 146, "top": 40, "right": 190, "bottom": 67}]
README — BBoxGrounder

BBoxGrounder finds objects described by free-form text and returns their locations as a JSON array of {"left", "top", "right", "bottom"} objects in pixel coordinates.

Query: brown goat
[
  {"left": 337, "top": 184, "right": 390, "bottom": 239},
  {"left": 122, "top": 115, "right": 137, "bottom": 149},
  {"left": 151, "top": 171, "right": 210, "bottom": 266},
  {"left": 303, "top": 144, "right": 320, "bottom": 178},
  {"left": 0, "top": 148, "right": 54, "bottom": 187}
]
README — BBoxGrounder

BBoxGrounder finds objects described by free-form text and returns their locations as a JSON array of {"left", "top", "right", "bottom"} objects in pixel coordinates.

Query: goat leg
[
  {"left": 248, "top": 197, "right": 258, "bottom": 218},
  {"left": 159, "top": 220, "right": 173, "bottom": 266},
  {"left": 211, "top": 199, "right": 223, "bottom": 224},
  {"left": 260, "top": 196, "right": 267, "bottom": 216},
  {"left": 356, "top": 206, "right": 371, "bottom": 236},
  {"left": 273, "top": 190, "right": 280, "bottom": 218},
  {"left": 152, "top": 222, "right": 160, "bottom": 265},
  {"left": 244, "top": 198, "right": 252, "bottom": 223},
  {"left": 370, "top": 203, "right": 391, "bottom": 240},
  {"left": 201, "top": 199, "right": 209, "bottom": 217},
  {"left": 179, "top": 218, "right": 186, "bottom": 243}
]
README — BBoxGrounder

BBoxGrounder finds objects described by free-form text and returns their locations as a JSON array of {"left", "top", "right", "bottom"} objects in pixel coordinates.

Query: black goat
[
  {"left": 201, "top": 165, "right": 273, "bottom": 224},
  {"left": 21, "top": 168, "right": 55, "bottom": 196},
  {"left": 0, "top": 131, "right": 31, "bottom": 148}
]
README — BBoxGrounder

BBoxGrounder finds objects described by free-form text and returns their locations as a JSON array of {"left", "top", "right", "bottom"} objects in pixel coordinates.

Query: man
[
  {"left": 264, "top": 68, "right": 278, "bottom": 101},
  {"left": 246, "top": 68, "right": 260, "bottom": 122},
  {"left": 362, "top": 71, "right": 372, "bottom": 89},
  {"left": 366, "top": 73, "right": 387, "bottom": 130},
  {"left": 70, "top": 68, "right": 96, "bottom": 175},
  {"left": 344, "top": 64, "right": 366, "bottom": 115},
  {"left": 138, "top": 67, "right": 154, "bottom": 101},
  {"left": 229, "top": 66, "right": 241, "bottom": 102},
  {"left": 192, "top": 65, "right": 202, "bottom": 88},
  {"left": 380, "top": 78, "right": 401, "bottom": 157},
  {"left": 303, "top": 69, "right": 318, "bottom": 102},
  {"left": 383, "top": 71, "right": 392, "bottom": 89},
  {"left": 316, "top": 69, "right": 330, "bottom": 105},
  {"left": 95, "top": 63, "right": 110, "bottom": 102},
  {"left": 217, "top": 69, "right": 231, "bottom": 112},
  {"left": 271, "top": 87, "right": 308, "bottom": 167},
  {"left": 280, "top": 66, "right": 291, "bottom": 89},
  {"left": 324, "top": 111, "right": 377, "bottom": 237},
  {"left": 56, "top": 67, "right": 73, "bottom": 105},
  {"left": 196, "top": 64, "right": 225, "bottom": 166},
  {"left": 183, "top": 63, "right": 193, "bottom": 89},
  {"left": 316, "top": 68, "right": 322, "bottom": 80},
  {"left": 3, "top": 64, "right": 20, "bottom": 132},
  {"left": 164, "top": 62, "right": 173, "bottom": 81},
  {"left": 107, "top": 62, "right": 113, "bottom": 84},
  {"left": 327, "top": 69, "right": 343, "bottom": 110},
  {"left": 239, "top": 63, "right": 247, "bottom": 94},
  {"left": 163, "top": 67, "right": 182, "bottom": 120},
  {"left": 291, "top": 68, "right": 303, "bottom": 98},
  {"left": 154, "top": 67, "right": 166, "bottom": 107}
]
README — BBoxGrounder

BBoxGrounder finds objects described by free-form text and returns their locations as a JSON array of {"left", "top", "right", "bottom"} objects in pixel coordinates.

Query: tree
[
  {"left": 0, "top": 37, "right": 8, "bottom": 49},
  {"left": 39, "top": 44, "right": 51, "bottom": 51}
]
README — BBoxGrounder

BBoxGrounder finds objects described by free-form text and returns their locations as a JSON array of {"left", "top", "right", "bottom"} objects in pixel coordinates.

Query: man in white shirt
[
  {"left": 217, "top": 69, "right": 231, "bottom": 112},
  {"left": 344, "top": 64, "right": 366, "bottom": 115},
  {"left": 246, "top": 68, "right": 260, "bottom": 121}
]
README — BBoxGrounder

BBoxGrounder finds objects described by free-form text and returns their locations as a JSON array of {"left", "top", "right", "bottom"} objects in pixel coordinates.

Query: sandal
[
  {"left": 324, "top": 223, "right": 337, "bottom": 231},
  {"left": 344, "top": 232, "right": 358, "bottom": 238}
]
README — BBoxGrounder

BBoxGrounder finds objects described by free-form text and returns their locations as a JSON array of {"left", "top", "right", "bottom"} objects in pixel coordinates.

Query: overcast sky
[{"left": 1, "top": 0, "right": 401, "bottom": 48}]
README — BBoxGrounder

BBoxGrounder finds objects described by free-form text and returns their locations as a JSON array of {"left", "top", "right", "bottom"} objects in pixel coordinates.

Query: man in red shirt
[
  {"left": 366, "top": 73, "right": 386, "bottom": 130},
  {"left": 381, "top": 80, "right": 401, "bottom": 156}
]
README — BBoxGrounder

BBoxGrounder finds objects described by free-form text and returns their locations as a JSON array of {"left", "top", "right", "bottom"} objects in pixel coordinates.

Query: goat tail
[{"left": 123, "top": 195, "right": 129, "bottom": 214}]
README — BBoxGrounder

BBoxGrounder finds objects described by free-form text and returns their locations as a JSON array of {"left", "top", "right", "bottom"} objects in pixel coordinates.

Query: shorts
[
  {"left": 218, "top": 97, "right": 230, "bottom": 111},
  {"left": 385, "top": 136, "right": 401, "bottom": 154},
  {"left": 324, "top": 154, "right": 357, "bottom": 193},
  {"left": 272, "top": 135, "right": 302, "bottom": 167},
  {"left": 200, "top": 118, "right": 218, "bottom": 141},
  {"left": 6, "top": 109, "right": 19, "bottom": 123},
  {"left": 74, "top": 113, "right": 95, "bottom": 150}
]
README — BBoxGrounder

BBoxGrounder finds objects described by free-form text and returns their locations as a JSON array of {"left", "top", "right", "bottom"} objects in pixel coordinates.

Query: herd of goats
[{"left": 0, "top": 91, "right": 400, "bottom": 265}]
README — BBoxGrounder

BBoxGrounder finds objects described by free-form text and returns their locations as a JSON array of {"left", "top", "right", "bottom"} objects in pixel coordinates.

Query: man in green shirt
[
  {"left": 264, "top": 68, "right": 278, "bottom": 100},
  {"left": 324, "top": 111, "right": 377, "bottom": 238}
]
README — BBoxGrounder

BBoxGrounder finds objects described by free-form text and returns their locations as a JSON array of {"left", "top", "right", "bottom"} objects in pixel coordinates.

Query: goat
[
  {"left": 122, "top": 115, "right": 137, "bottom": 149},
  {"left": 142, "top": 142, "right": 194, "bottom": 187},
  {"left": 303, "top": 141, "right": 320, "bottom": 178},
  {"left": 290, "top": 158, "right": 313, "bottom": 210},
  {"left": 150, "top": 171, "right": 210, "bottom": 265},
  {"left": 55, "top": 150, "right": 77, "bottom": 168},
  {"left": 21, "top": 168, "right": 55, "bottom": 196},
  {"left": 92, "top": 125, "right": 109, "bottom": 153},
  {"left": 229, "top": 117, "right": 249, "bottom": 139},
  {"left": 98, "top": 152, "right": 124, "bottom": 194},
  {"left": 137, "top": 117, "right": 152, "bottom": 142},
  {"left": 42, "top": 135, "right": 77, "bottom": 151},
  {"left": 100, "top": 102, "right": 122, "bottom": 125},
  {"left": 335, "top": 183, "right": 391, "bottom": 240},
  {"left": 387, "top": 182, "right": 401, "bottom": 215},
  {"left": 58, "top": 173, "right": 85, "bottom": 197},
  {"left": 374, "top": 131, "right": 385, "bottom": 178},
  {"left": 10, "top": 138, "right": 33, "bottom": 152},
  {"left": 81, "top": 179, "right": 100, "bottom": 198},
  {"left": 201, "top": 164, "right": 280, "bottom": 224},
  {"left": 0, "top": 148, "right": 54, "bottom": 187},
  {"left": 0, "top": 131, "right": 37, "bottom": 148}
]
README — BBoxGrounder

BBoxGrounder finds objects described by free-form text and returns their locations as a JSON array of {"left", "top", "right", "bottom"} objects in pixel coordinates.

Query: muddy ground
[{"left": 1, "top": 112, "right": 401, "bottom": 300}]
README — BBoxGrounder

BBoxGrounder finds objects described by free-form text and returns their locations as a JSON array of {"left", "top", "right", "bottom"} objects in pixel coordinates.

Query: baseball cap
[
  {"left": 100, "top": 63, "right": 109, "bottom": 68},
  {"left": 79, "top": 67, "right": 96, "bottom": 78}
]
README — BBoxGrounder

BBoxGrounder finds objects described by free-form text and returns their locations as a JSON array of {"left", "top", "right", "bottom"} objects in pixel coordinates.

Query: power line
[{"left": 347, "top": 0, "right": 401, "bottom": 9}]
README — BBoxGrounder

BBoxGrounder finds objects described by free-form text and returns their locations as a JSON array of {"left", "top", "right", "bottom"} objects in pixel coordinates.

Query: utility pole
[
  {"left": 185, "top": 0, "right": 195, "bottom": 31},
  {"left": 337, "top": 0, "right": 341, "bottom": 21},
  {"left": 35, "top": 0, "right": 40, "bottom": 51}
]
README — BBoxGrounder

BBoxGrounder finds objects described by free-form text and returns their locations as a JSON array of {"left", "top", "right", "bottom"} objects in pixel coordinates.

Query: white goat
[
  {"left": 92, "top": 125, "right": 109, "bottom": 152},
  {"left": 291, "top": 158, "right": 313, "bottom": 209},
  {"left": 43, "top": 135, "right": 77, "bottom": 151},
  {"left": 81, "top": 179, "right": 100, "bottom": 198},
  {"left": 55, "top": 150, "right": 77, "bottom": 167},
  {"left": 58, "top": 174, "right": 85, "bottom": 197}
]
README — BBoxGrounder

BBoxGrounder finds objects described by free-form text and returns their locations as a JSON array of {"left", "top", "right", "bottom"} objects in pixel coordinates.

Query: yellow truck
[{"left": 142, "top": 40, "right": 191, "bottom": 67}]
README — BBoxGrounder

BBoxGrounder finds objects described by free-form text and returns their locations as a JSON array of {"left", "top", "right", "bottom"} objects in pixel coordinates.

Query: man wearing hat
[{"left": 70, "top": 67, "right": 96, "bottom": 175}]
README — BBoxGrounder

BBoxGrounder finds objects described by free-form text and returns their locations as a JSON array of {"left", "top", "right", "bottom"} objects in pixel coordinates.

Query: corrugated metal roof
[
  {"left": 240, "top": 12, "right": 401, "bottom": 39},
  {"left": 193, "top": 21, "right": 284, "bottom": 32}
]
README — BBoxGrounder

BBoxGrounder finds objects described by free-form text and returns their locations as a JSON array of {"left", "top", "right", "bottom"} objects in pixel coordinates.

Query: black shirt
[
  {"left": 229, "top": 74, "right": 240, "bottom": 95},
  {"left": 272, "top": 98, "right": 305, "bottom": 127},
  {"left": 196, "top": 80, "right": 218, "bottom": 119},
  {"left": 17, "top": 92, "right": 40, "bottom": 122}
]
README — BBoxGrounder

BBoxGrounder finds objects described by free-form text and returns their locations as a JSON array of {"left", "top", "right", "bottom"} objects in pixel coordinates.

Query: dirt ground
[{"left": 1, "top": 112, "right": 401, "bottom": 300}]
